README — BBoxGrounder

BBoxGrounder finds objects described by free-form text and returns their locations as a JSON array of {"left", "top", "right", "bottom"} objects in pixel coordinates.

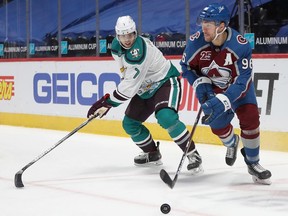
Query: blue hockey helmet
[{"left": 197, "top": 3, "right": 230, "bottom": 27}]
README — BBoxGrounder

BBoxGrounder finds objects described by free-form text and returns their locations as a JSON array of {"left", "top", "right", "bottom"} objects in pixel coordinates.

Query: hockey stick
[
  {"left": 14, "top": 114, "right": 98, "bottom": 188},
  {"left": 160, "top": 108, "right": 202, "bottom": 189}
]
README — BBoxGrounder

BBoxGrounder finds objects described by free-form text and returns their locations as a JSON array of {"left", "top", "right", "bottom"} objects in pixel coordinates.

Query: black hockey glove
[{"left": 87, "top": 94, "right": 112, "bottom": 118}]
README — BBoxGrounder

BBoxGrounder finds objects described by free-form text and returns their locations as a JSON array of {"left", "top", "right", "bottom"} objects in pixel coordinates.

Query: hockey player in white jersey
[{"left": 87, "top": 16, "right": 203, "bottom": 173}]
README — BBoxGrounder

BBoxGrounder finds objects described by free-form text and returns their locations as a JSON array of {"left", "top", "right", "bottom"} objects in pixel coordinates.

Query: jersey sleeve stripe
[{"left": 110, "top": 88, "right": 131, "bottom": 104}]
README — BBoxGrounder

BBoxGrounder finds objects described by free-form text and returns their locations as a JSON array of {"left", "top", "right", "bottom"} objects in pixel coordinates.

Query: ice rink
[{"left": 1, "top": 124, "right": 287, "bottom": 216}]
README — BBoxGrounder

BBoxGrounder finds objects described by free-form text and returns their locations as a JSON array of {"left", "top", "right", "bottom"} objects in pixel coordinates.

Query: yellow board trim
[{"left": 1, "top": 112, "right": 287, "bottom": 152}]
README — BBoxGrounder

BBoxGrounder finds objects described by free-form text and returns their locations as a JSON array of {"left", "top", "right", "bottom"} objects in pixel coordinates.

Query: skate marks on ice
[{"left": 0, "top": 125, "right": 288, "bottom": 216}]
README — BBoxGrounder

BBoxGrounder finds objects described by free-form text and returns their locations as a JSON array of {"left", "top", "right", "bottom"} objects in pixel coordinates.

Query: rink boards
[{"left": 0, "top": 56, "right": 287, "bottom": 152}]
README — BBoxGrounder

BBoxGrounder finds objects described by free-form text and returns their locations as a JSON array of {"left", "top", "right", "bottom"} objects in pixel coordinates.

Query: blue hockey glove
[
  {"left": 201, "top": 94, "right": 231, "bottom": 125},
  {"left": 87, "top": 94, "right": 112, "bottom": 118},
  {"left": 193, "top": 77, "right": 215, "bottom": 104}
]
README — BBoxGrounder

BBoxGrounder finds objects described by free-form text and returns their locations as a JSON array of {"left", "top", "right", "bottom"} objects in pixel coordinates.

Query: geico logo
[{"left": 33, "top": 72, "right": 120, "bottom": 105}]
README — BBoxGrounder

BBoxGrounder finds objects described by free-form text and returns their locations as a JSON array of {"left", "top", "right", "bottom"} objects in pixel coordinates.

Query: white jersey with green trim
[{"left": 110, "top": 36, "right": 180, "bottom": 105}]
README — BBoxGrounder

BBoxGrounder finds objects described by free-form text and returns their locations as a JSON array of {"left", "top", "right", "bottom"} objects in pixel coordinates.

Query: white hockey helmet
[{"left": 115, "top": 16, "right": 137, "bottom": 36}]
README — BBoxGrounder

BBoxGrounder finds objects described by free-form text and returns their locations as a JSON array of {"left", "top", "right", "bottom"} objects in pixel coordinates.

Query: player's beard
[{"left": 203, "top": 33, "right": 214, "bottom": 42}]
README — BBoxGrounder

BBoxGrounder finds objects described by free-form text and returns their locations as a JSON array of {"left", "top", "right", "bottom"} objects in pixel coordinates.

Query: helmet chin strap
[{"left": 212, "top": 26, "right": 227, "bottom": 42}]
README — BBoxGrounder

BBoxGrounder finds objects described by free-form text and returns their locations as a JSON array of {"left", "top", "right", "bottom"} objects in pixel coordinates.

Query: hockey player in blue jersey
[
  {"left": 180, "top": 3, "right": 271, "bottom": 184},
  {"left": 87, "top": 16, "right": 203, "bottom": 173}
]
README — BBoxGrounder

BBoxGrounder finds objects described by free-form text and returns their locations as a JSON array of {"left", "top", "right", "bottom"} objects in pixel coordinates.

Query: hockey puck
[{"left": 160, "top": 203, "right": 171, "bottom": 214}]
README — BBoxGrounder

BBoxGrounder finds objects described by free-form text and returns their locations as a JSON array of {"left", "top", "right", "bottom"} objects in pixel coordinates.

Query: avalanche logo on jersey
[
  {"left": 130, "top": 48, "right": 140, "bottom": 58},
  {"left": 202, "top": 60, "right": 232, "bottom": 89},
  {"left": 237, "top": 35, "right": 248, "bottom": 44}
]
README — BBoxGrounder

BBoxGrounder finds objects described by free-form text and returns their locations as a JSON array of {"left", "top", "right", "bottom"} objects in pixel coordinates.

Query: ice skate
[
  {"left": 241, "top": 148, "right": 272, "bottom": 185},
  {"left": 186, "top": 149, "right": 203, "bottom": 174},
  {"left": 225, "top": 134, "right": 239, "bottom": 166},
  {"left": 134, "top": 142, "right": 162, "bottom": 166}
]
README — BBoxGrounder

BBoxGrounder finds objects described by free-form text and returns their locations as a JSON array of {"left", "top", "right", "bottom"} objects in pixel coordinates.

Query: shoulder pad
[
  {"left": 227, "top": 28, "right": 251, "bottom": 56},
  {"left": 111, "top": 38, "right": 125, "bottom": 56}
]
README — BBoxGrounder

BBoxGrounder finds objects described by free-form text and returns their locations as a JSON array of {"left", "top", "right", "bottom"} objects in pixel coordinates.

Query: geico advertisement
[{"left": 0, "top": 58, "right": 286, "bottom": 131}]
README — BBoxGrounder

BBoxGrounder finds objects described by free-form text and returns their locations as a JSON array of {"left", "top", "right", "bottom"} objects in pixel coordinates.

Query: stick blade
[
  {"left": 160, "top": 169, "right": 175, "bottom": 189},
  {"left": 14, "top": 170, "right": 24, "bottom": 188}
]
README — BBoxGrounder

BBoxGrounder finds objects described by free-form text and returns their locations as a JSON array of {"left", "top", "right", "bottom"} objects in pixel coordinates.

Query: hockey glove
[
  {"left": 201, "top": 94, "right": 231, "bottom": 125},
  {"left": 87, "top": 94, "right": 112, "bottom": 118},
  {"left": 193, "top": 77, "right": 215, "bottom": 104}
]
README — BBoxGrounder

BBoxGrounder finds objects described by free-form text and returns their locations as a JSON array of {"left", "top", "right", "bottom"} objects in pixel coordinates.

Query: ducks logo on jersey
[{"left": 130, "top": 48, "right": 140, "bottom": 58}]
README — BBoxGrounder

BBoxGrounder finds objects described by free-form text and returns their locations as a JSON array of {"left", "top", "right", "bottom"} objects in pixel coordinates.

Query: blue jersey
[{"left": 180, "top": 27, "right": 254, "bottom": 104}]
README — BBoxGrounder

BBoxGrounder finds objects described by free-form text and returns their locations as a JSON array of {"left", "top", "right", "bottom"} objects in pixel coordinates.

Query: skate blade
[
  {"left": 252, "top": 175, "right": 272, "bottom": 185},
  {"left": 134, "top": 160, "right": 163, "bottom": 167},
  {"left": 188, "top": 165, "right": 204, "bottom": 175}
]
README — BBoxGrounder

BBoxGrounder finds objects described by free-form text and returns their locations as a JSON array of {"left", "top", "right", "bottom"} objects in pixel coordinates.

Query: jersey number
[
  {"left": 133, "top": 68, "right": 140, "bottom": 79},
  {"left": 242, "top": 58, "right": 252, "bottom": 69}
]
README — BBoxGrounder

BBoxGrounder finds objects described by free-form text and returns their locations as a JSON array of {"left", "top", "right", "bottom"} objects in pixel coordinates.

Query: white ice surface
[{"left": 0, "top": 125, "right": 287, "bottom": 216}]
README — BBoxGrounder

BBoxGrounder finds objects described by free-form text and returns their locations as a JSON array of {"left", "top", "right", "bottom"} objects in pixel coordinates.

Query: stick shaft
[
  {"left": 176, "top": 107, "right": 202, "bottom": 173},
  {"left": 14, "top": 115, "right": 96, "bottom": 187},
  {"left": 160, "top": 108, "right": 202, "bottom": 188}
]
